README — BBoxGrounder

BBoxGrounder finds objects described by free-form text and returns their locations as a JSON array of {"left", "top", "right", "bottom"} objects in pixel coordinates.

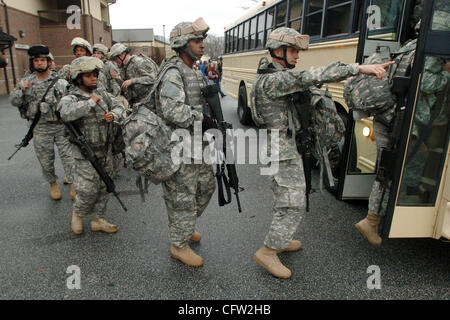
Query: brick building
[
  {"left": 0, "top": 0, "right": 116, "bottom": 95},
  {"left": 112, "top": 28, "right": 175, "bottom": 65}
]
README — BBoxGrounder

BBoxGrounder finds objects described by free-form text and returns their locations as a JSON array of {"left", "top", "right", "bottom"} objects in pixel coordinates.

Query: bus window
[
  {"left": 266, "top": 8, "right": 275, "bottom": 38},
  {"left": 367, "top": 0, "right": 403, "bottom": 41},
  {"left": 432, "top": 1, "right": 450, "bottom": 32},
  {"left": 276, "top": 1, "right": 288, "bottom": 27},
  {"left": 250, "top": 16, "right": 257, "bottom": 49},
  {"left": 305, "top": 0, "right": 324, "bottom": 37},
  {"left": 398, "top": 55, "right": 450, "bottom": 206},
  {"left": 257, "top": 13, "right": 266, "bottom": 48},
  {"left": 325, "top": 1, "right": 352, "bottom": 36},
  {"left": 289, "top": 0, "right": 303, "bottom": 32}
]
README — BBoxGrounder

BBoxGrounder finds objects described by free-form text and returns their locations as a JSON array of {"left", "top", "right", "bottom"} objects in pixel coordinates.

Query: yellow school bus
[{"left": 222, "top": 0, "right": 450, "bottom": 240}]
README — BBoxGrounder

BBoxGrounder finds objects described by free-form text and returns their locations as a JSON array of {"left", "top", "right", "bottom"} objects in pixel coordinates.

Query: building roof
[{"left": 112, "top": 29, "right": 154, "bottom": 42}]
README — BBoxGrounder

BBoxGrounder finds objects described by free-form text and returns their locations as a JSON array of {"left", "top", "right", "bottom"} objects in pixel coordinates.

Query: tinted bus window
[
  {"left": 305, "top": 0, "right": 324, "bottom": 36},
  {"left": 257, "top": 13, "right": 266, "bottom": 48},
  {"left": 290, "top": 0, "right": 303, "bottom": 32},
  {"left": 250, "top": 16, "right": 257, "bottom": 49},
  {"left": 325, "top": 1, "right": 351, "bottom": 36},
  {"left": 276, "top": 1, "right": 288, "bottom": 26}
]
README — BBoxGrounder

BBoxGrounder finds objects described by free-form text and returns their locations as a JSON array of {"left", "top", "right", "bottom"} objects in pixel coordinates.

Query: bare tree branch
[{"left": 203, "top": 35, "right": 224, "bottom": 60}]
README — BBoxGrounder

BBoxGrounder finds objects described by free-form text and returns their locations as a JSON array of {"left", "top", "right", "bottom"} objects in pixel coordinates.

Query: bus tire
[{"left": 237, "top": 84, "right": 253, "bottom": 125}]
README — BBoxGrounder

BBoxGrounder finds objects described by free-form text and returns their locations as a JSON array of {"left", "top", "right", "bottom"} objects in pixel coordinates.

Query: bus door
[
  {"left": 337, "top": 0, "right": 416, "bottom": 200},
  {"left": 382, "top": 0, "right": 450, "bottom": 239}
]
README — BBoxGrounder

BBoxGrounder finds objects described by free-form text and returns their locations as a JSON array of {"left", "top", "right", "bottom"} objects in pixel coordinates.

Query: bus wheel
[{"left": 237, "top": 84, "right": 252, "bottom": 125}]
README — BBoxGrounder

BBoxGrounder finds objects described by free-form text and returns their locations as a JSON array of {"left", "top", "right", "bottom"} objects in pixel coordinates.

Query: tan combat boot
[
  {"left": 170, "top": 244, "right": 204, "bottom": 267},
  {"left": 276, "top": 240, "right": 302, "bottom": 253},
  {"left": 90, "top": 217, "right": 119, "bottom": 233},
  {"left": 71, "top": 212, "right": 83, "bottom": 235},
  {"left": 50, "top": 182, "right": 62, "bottom": 200},
  {"left": 355, "top": 211, "right": 382, "bottom": 246},
  {"left": 70, "top": 184, "right": 76, "bottom": 200},
  {"left": 189, "top": 231, "right": 202, "bottom": 242},
  {"left": 253, "top": 246, "right": 292, "bottom": 279}
]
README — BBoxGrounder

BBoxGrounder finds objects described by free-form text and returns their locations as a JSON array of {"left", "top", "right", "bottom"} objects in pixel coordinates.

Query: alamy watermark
[
  {"left": 170, "top": 121, "right": 280, "bottom": 176},
  {"left": 66, "top": 265, "right": 81, "bottom": 290},
  {"left": 367, "top": 265, "right": 382, "bottom": 290},
  {"left": 66, "top": 5, "right": 81, "bottom": 30}
]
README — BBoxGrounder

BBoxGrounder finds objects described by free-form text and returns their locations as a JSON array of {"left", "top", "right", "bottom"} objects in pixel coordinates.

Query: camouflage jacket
[
  {"left": 58, "top": 64, "right": 71, "bottom": 81},
  {"left": 122, "top": 54, "right": 158, "bottom": 104},
  {"left": 57, "top": 86, "right": 126, "bottom": 159},
  {"left": 155, "top": 55, "right": 205, "bottom": 130},
  {"left": 98, "top": 60, "right": 122, "bottom": 97},
  {"left": 252, "top": 60, "right": 359, "bottom": 161},
  {"left": 155, "top": 55, "right": 206, "bottom": 161},
  {"left": 10, "top": 71, "right": 69, "bottom": 123}
]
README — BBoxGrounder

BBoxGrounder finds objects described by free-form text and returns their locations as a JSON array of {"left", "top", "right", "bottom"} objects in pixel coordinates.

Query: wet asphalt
[{"left": 0, "top": 94, "right": 448, "bottom": 301}]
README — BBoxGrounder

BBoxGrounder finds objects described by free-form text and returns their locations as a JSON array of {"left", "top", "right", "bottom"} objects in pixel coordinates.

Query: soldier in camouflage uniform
[
  {"left": 58, "top": 37, "right": 93, "bottom": 81},
  {"left": 93, "top": 43, "right": 128, "bottom": 175},
  {"left": 57, "top": 57, "right": 126, "bottom": 235},
  {"left": 108, "top": 42, "right": 158, "bottom": 107},
  {"left": 355, "top": 2, "right": 449, "bottom": 246},
  {"left": 154, "top": 18, "right": 216, "bottom": 267},
  {"left": 251, "top": 27, "right": 393, "bottom": 279},
  {"left": 10, "top": 45, "right": 75, "bottom": 201}
]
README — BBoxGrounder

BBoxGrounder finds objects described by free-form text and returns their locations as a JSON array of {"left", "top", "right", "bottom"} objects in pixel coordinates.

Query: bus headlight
[{"left": 363, "top": 126, "right": 371, "bottom": 137}]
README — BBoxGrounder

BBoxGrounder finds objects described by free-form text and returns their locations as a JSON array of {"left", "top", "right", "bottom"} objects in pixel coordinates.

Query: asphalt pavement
[{"left": 0, "top": 94, "right": 448, "bottom": 300}]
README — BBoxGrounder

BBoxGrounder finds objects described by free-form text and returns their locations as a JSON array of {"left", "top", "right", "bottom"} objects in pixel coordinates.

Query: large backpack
[
  {"left": 344, "top": 39, "right": 417, "bottom": 117},
  {"left": 122, "top": 59, "right": 181, "bottom": 184},
  {"left": 250, "top": 58, "right": 345, "bottom": 149}
]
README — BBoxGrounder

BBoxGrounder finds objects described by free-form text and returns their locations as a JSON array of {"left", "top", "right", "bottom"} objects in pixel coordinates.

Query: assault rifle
[
  {"left": 8, "top": 77, "right": 60, "bottom": 161},
  {"left": 56, "top": 112, "right": 128, "bottom": 212},
  {"left": 291, "top": 92, "right": 314, "bottom": 212},
  {"left": 201, "top": 84, "right": 243, "bottom": 213}
]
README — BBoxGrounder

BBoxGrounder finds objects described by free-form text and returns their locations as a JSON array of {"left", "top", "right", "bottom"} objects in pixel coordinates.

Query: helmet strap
[
  {"left": 269, "top": 46, "right": 295, "bottom": 69},
  {"left": 182, "top": 45, "right": 198, "bottom": 65}
]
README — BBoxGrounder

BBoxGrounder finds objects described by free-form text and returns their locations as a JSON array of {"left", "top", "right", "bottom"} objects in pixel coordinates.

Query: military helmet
[
  {"left": 69, "top": 56, "right": 103, "bottom": 80},
  {"left": 170, "top": 17, "right": 210, "bottom": 49},
  {"left": 108, "top": 43, "right": 128, "bottom": 59},
  {"left": 48, "top": 52, "right": 55, "bottom": 61},
  {"left": 27, "top": 45, "right": 51, "bottom": 59},
  {"left": 266, "top": 27, "right": 310, "bottom": 51},
  {"left": 71, "top": 37, "right": 93, "bottom": 56},
  {"left": 93, "top": 43, "right": 109, "bottom": 56}
]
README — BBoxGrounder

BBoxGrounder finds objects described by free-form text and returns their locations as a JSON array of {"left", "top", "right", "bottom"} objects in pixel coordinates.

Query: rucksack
[
  {"left": 122, "top": 59, "right": 181, "bottom": 184},
  {"left": 344, "top": 39, "right": 417, "bottom": 117},
  {"left": 250, "top": 58, "right": 345, "bottom": 149}
]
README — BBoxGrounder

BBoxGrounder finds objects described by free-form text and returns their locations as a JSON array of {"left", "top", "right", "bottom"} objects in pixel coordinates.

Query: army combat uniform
[
  {"left": 10, "top": 70, "right": 75, "bottom": 194},
  {"left": 58, "top": 86, "right": 125, "bottom": 219},
  {"left": 58, "top": 57, "right": 125, "bottom": 235},
  {"left": 156, "top": 55, "right": 216, "bottom": 249},
  {"left": 254, "top": 60, "right": 360, "bottom": 250}
]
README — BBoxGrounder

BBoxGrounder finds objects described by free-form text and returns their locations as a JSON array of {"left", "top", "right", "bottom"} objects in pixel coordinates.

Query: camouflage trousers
[
  {"left": 33, "top": 122, "right": 74, "bottom": 184},
  {"left": 162, "top": 161, "right": 216, "bottom": 248},
  {"left": 264, "top": 154, "right": 306, "bottom": 250},
  {"left": 72, "top": 156, "right": 114, "bottom": 218},
  {"left": 369, "top": 120, "right": 392, "bottom": 216}
]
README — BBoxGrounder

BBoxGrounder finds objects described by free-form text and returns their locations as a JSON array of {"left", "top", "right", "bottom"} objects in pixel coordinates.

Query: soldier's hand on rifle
[
  {"left": 202, "top": 113, "right": 217, "bottom": 133},
  {"left": 104, "top": 112, "right": 114, "bottom": 123},
  {"left": 21, "top": 80, "right": 30, "bottom": 92},
  {"left": 110, "top": 70, "right": 120, "bottom": 80},
  {"left": 90, "top": 94, "right": 101, "bottom": 104},
  {"left": 359, "top": 61, "right": 395, "bottom": 80},
  {"left": 121, "top": 79, "right": 132, "bottom": 90}
]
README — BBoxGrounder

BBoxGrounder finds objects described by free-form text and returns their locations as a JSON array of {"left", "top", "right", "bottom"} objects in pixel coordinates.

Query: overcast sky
[{"left": 109, "top": 0, "right": 258, "bottom": 38}]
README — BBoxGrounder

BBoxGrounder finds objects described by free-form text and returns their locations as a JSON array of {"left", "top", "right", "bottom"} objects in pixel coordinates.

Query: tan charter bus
[{"left": 222, "top": 0, "right": 450, "bottom": 240}]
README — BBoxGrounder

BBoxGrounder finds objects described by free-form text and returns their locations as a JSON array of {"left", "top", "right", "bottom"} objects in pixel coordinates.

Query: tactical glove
[{"left": 202, "top": 113, "right": 217, "bottom": 133}]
